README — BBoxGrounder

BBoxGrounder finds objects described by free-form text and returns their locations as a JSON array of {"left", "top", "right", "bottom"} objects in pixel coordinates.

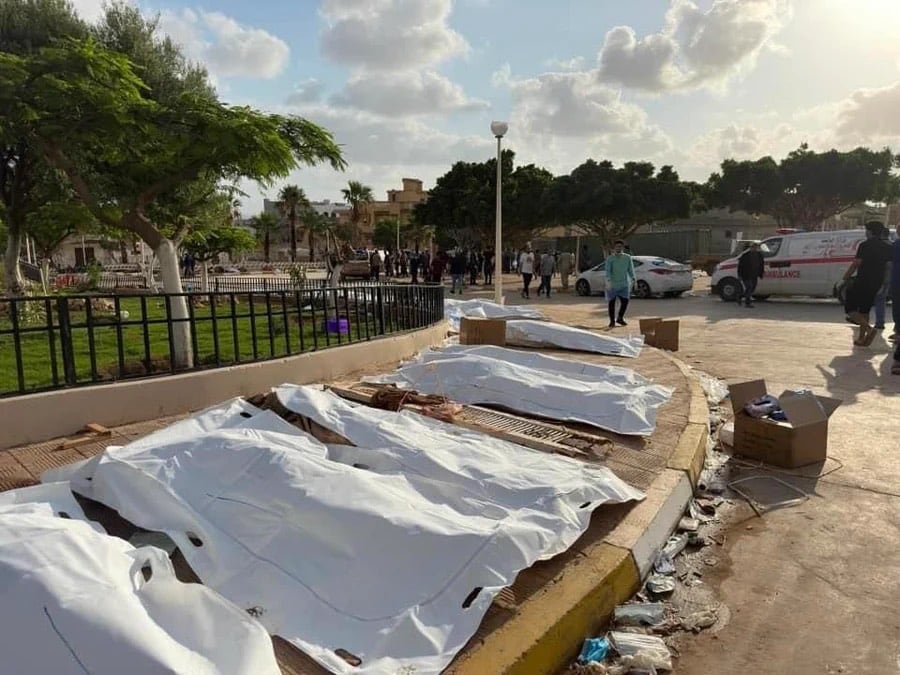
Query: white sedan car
[{"left": 575, "top": 256, "right": 693, "bottom": 298}]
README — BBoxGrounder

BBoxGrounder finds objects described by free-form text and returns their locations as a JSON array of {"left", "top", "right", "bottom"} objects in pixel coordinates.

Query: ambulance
[{"left": 710, "top": 229, "right": 879, "bottom": 301}]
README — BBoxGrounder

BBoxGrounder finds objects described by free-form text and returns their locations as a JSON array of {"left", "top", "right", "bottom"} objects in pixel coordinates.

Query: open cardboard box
[
  {"left": 728, "top": 380, "right": 842, "bottom": 468},
  {"left": 639, "top": 317, "right": 680, "bottom": 351},
  {"left": 459, "top": 317, "right": 507, "bottom": 346}
]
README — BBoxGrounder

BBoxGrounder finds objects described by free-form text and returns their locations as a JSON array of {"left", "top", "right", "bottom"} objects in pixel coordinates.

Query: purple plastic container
[{"left": 324, "top": 317, "right": 350, "bottom": 334}]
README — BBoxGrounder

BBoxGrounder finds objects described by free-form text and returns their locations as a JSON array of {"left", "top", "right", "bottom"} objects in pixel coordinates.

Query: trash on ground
[
  {"left": 697, "top": 372, "right": 729, "bottom": 405},
  {"left": 609, "top": 631, "right": 673, "bottom": 671},
  {"left": 689, "top": 498, "right": 717, "bottom": 522},
  {"left": 578, "top": 636, "right": 610, "bottom": 664},
  {"left": 653, "top": 552, "right": 676, "bottom": 575},
  {"left": 728, "top": 474, "right": 810, "bottom": 513},
  {"left": 646, "top": 574, "right": 676, "bottom": 595},
  {"left": 661, "top": 533, "right": 689, "bottom": 558},
  {"left": 678, "top": 517, "right": 699, "bottom": 532},
  {"left": 718, "top": 420, "right": 735, "bottom": 447},
  {"left": 614, "top": 603, "right": 666, "bottom": 627},
  {"left": 681, "top": 607, "right": 719, "bottom": 633}
]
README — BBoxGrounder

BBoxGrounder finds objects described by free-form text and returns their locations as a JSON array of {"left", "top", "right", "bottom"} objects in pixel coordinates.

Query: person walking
[
  {"left": 518, "top": 247, "right": 535, "bottom": 298},
  {"left": 605, "top": 240, "right": 635, "bottom": 328},
  {"left": 871, "top": 227, "right": 891, "bottom": 330},
  {"left": 369, "top": 249, "right": 382, "bottom": 282},
  {"left": 468, "top": 251, "right": 479, "bottom": 286},
  {"left": 449, "top": 249, "right": 466, "bottom": 294},
  {"left": 483, "top": 249, "right": 493, "bottom": 286},
  {"left": 409, "top": 250, "right": 420, "bottom": 284},
  {"left": 557, "top": 250, "right": 574, "bottom": 290},
  {"left": 737, "top": 242, "right": 766, "bottom": 307},
  {"left": 842, "top": 221, "right": 892, "bottom": 347},
  {"left": 537, "top": 250, "right": 555, "bottom": 297}
]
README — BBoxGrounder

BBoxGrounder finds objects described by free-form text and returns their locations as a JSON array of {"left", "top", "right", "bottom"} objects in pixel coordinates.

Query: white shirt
[{"left": 519, "top": 252, "right": 535, "bottom": 274}]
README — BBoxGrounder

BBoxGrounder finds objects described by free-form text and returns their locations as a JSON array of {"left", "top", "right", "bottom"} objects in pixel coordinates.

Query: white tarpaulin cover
[
  {"left": 444, "top": 298, "right": 545, "bottom": 332},
  {"left": 505, "top": 319, "right": 644, "bottom": 357},
  {"left": 68, "top": 391, "right": 642, "bottom": 674},
  {"left": 0, "top": 483, "right": 280, "bottom": 675},
  {"left": 369, "top": 346, "right": 672, "bottom": 436}
]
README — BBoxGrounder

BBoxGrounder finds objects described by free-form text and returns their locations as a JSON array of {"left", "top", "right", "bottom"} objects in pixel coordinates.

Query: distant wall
[{"left": 1, "top": 321, "right": 448, "bottom": 450}]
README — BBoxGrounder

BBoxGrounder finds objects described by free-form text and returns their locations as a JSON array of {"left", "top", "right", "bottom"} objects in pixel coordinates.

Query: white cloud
[
  {"left": 544, "top": 56, "right": 587, "bottom": 72},
  {"left": 835, "top": 81, "right": 900, "bottom": 144},
  {"left": 597, "top": 0, "right": 791, "bottom": 92},
  {"left": 332, "top": 70, "right": 488, "bottom": 115},
  {"left": 69, "top": 0, "right": 106, "bottom": 22},
  {"left": 158, "top": 9, "right": 289, "bottom": 80},
  {"left": 286, "top": 79, "right": 326, "bottom": 105},
  {"left": 319, "top": 0, "right": 469, "bottom": 71}
]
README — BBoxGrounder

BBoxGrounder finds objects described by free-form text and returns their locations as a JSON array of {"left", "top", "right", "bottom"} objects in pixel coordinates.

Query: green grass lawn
[{"left": 0, "top": 292, "right": 422, "bottom": 396}]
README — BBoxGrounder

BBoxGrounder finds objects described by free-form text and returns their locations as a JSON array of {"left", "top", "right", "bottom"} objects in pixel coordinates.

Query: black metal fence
[{"left": 0, "top": 284, "right": 444, "bottom": 397}]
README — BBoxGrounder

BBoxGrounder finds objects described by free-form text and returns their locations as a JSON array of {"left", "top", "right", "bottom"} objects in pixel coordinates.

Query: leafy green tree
[
  {"left": 1, "top": 38, "right": 344, "bottom": 366},
  {"left": 341, "top": 180, "right": 374, "bottom": 244},
  {"left": 302, "top": 209, "right": 335, "bottom": 261},
  {"left": 708, "top": 145, "right": 896, "bottom": 228},
  {"left": 277, "top": 184, "right": 307, "bottom": 262},
  {"left": 0, "top": 0, "right": 87, "bottom": 293},
  {"left": 250, "top": 212, "right": 279, "bottom": 262},
  {"left": 182, "top": 223, "right": 256, "bottom": 291},
  {"left": 546, "top": 159, "right": 691, "bottom": 252},
  {"left": 373, "top": 218, "right": 400, "bottom": 250}
]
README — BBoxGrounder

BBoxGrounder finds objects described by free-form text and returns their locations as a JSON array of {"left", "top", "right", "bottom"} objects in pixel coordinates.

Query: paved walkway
[{"left": 490, "top": 277, "right": 899, "bottom": 675}]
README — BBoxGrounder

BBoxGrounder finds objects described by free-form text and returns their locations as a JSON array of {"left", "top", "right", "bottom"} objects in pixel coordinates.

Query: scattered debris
[
  {"left": 609, "top": 631, "right": 673, "bottom": 671},
  {"left": 653, "top": 552, "right": 676, "bottom": 575},
  {"left": 646, "top": 574, "right": 676, "bottom": 595},
  {"left": 678, "top": 517, "right": 700, "bottom": 532},
  {"left": 681, "top": 608, "right": 719, "bottom": 633},
  {"left": 661, "top": 533, "right": 689, "bottom": 558},
  {"left": 728, "top": 475, "right": 810, "bottom": 515},
  {"left": 613, "top": 603, "right": 665, "bottom": 627},
  {"left": 55, "top": 423, "right": 111, "bottom": 450},
  {"left": 577, "top": 637, "right": 610, "bottom": 664}
]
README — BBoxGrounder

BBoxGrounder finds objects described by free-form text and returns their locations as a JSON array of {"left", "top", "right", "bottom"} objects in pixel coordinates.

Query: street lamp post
[{"left": 490, "top": 121, "right": 508, "bottom": 305}]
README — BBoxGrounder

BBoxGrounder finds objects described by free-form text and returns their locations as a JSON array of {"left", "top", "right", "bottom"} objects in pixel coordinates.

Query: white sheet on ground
[
  {"left": 505, "top": 319, "right": 644, "bottom": 357},
  {"left": 0, "top": 483, "right": 280, "bottom": 675},
  {"left": 368, "top": 349, "right": 671, "bottom": 436},
  {"left": 444, "top": 298, "right": 545, "bottom": 332},
  {"left": 69, "top": 388, "right": 642, "bottom": 675},
  {"left": 410, "top": 344, "right": 654, "bottom": 387}
]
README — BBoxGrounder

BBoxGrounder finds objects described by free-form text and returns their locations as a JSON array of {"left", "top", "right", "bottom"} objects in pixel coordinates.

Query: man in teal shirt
[{"left": 605, "top": 239, "right": 636, "bottom": 328}]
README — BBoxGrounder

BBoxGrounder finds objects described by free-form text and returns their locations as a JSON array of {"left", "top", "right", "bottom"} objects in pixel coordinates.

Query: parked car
[
  {"left": 341, "top": 252, "right": 372, "bottom": 280},
  {"left": 710, "top": 229, "right": 895, "bottom": 302},
  {"left": 575, "top": 256, "right": 694, "bottom": 298}
]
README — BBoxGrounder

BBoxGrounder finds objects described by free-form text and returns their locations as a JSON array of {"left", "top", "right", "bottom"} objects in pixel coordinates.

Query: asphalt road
[{"left": 478, "top": 275, "right": 900, "bottom": 674}]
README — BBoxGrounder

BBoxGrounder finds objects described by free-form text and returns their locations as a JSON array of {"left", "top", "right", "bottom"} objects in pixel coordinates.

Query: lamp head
[{"left": 490, "top": 121, "right": 508, "bottom": 138}]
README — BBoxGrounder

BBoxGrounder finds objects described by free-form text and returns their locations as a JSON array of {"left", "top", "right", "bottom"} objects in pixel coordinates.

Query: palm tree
[
  {"left": 341, "top": 180, "right": 374, "bottom": 244},
  {"left": 250, "top": 212, "right": 279, "bottom": 262},
  {"left": 278, "top": 185, "right": 308, "bottom": 262},
  {"left": 302, "top": 209, "right": 335, "bottom": 262}
]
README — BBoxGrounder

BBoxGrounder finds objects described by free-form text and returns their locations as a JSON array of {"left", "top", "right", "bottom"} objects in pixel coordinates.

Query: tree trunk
[
  {"left": 3, "top": 223, "right": 25, "bottom": 295},
  {"left": 200, "top": 259, "right": 209, "bottom": 293},
  {"left": 289, "top": 209, "right": 297, "bottom": 262},
  {"left": 40, "top": 259, "right": 50, "bottom": 295},
  {"left": 156, "top": 239, "right": 194, "bottom": 370},
  {"left": 264, "top": 232, "right": 271, "bottom": 263}
]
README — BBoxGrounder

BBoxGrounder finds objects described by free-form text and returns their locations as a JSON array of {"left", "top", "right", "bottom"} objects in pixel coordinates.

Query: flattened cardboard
[
  {"left": 726, "top": 380, "right": 843, "bottom": 469},
  {"left": 639, "top": 317, "right": 680, "bottom": 351},
  {"left": 459, "top": 317, "right": 507, "bottom": 346}
]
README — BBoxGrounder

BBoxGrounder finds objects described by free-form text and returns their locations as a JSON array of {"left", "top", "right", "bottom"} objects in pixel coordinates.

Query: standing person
[
  {"left": 409, "top": 250, "right": 420, "bottom": 284},
  {"left": 483, "top": 249, "right": 494, "bottom": 286},
  {"left": 518, "top": 247, "right": 535, "bottom": 298},
  {"left": 842, "top": 221, "right": 892, "bottom": 347},
  {"left": 578, "top": 244, "right": 591, "bottom": 273},
  {"left": 605, "top": 240, "right": 635, "bottom": 328},
  {"left": 537, "top": 250, "right": 555, "bottom": 297},
  {"left": 888, "top": 222, "right": 900, "bottom": 371},
  {"left": 737, "top": 242, "right": 766, "bottom": 307},
  {"left": 557, "top": 250, "right": 574, "bottom": 290},
  {"left": 468, "top": 251, "right": 479, "bottom": 286},
  {"left": 383, "top": 250, "right": 393, "bottom": 279},
  {"left": 369, "top": 249, "right": 382, "bottom": 282},
  {"left": 449, "top": 249, "right": 466, "bottom": 294},
  {"left": 871, "top": 227, "right": 891, "bottom": 330}
]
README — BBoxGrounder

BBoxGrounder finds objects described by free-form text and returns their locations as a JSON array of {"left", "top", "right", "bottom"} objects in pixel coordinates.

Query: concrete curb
[{"left": 452, "top": 347, "right": 709, "bottom": 675}]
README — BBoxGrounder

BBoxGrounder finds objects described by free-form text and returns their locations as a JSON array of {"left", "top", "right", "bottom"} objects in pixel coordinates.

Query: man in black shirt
[
  {"left": 737, "top": 242, "right": 765, "bottom": 307},
  {"left": 843, "top": 221, "right": 892, "bottom": 346}
]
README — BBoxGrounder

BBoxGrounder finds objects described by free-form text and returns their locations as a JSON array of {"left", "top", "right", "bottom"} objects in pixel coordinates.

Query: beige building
[{"left": 358, "top": 178, "right": 428, "bottom": 247}]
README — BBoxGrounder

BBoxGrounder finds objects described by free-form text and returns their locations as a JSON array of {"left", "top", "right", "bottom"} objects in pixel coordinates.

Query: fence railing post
[
  {"left": 56, "top": 297, "right": 77, "bottom": 386},
  {"left": 376, "top": 285, "right": 385, "bottom": 335}
]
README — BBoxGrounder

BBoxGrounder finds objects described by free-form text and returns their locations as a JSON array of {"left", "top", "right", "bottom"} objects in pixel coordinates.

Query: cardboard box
[
  {"left": 727, "top": 380, "right": 842, "bottom": 468},
  {"left": 639, "top": 317, "right": 680, "bottom": 351},
  {"left": 459, "top": 317, "right": 507, "bottom": 346}
]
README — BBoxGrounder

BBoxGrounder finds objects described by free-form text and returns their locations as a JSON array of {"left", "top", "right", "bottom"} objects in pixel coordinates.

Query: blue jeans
[
  {"left": 872, "top": 287, "right": 887, "bottom": 328},
  {"left": 741, "top": 276, "right": 758, "bottom": 303}
]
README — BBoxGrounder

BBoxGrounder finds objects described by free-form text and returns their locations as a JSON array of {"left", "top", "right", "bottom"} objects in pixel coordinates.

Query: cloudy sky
[{"left": 70, "top": 0, "right": 900, "bottom": 216}]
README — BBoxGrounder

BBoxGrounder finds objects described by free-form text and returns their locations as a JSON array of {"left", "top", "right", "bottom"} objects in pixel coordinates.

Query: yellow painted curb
[
  {"left": 450, "top": 544, "right": 638, "bottom": 675},
  {"left": 667, "top": 421, "right": 708, "bottom": 487}
]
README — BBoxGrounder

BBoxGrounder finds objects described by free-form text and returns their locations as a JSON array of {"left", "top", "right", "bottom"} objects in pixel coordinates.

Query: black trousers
[{"left": 522, "top": 273, "right": 533, "bottom": 297}]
